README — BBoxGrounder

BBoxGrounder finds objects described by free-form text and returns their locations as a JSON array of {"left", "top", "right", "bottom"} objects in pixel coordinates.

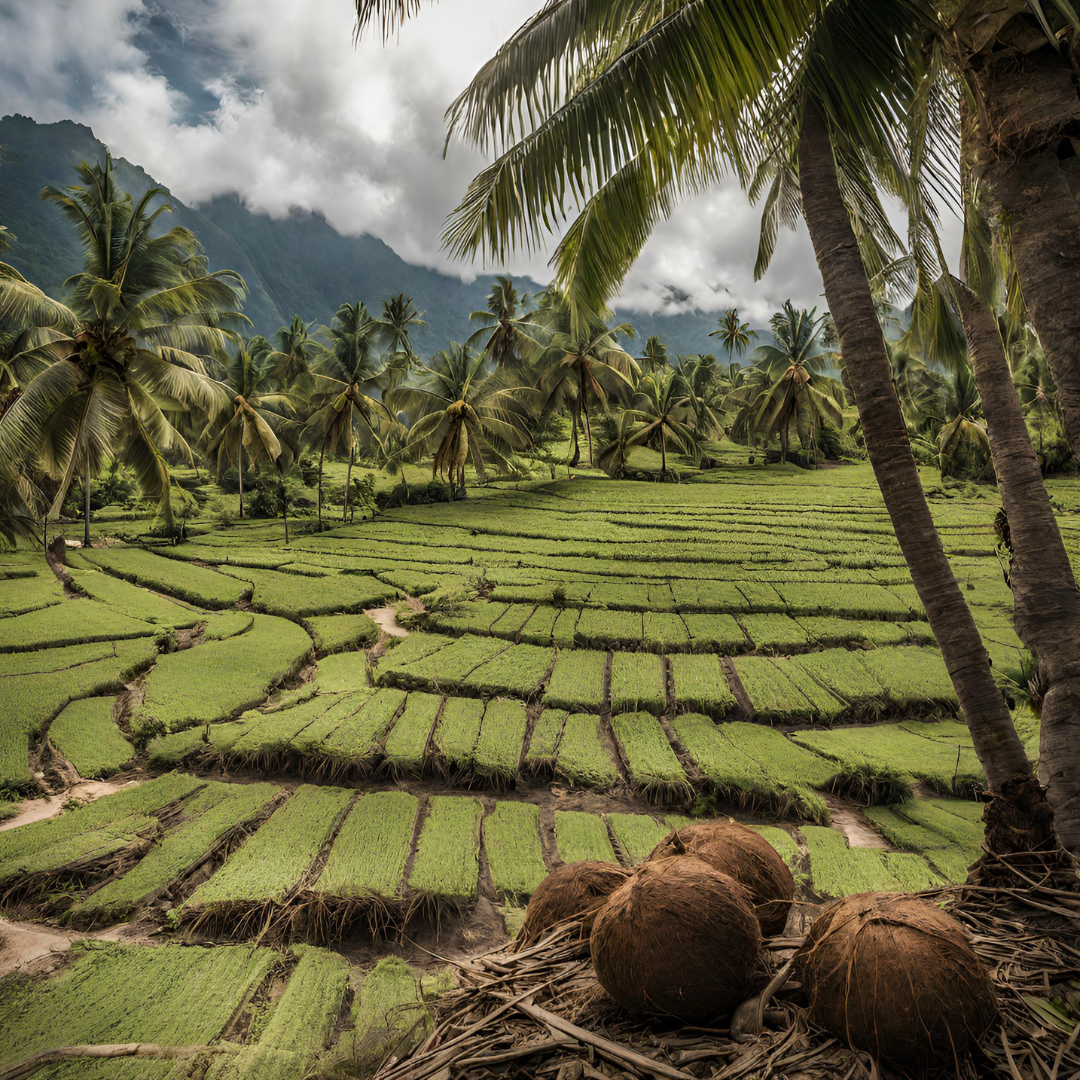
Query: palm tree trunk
[
  {"left": 660, "top": 430, "right": 667, "bottom": 476},
  {"left": 237, "top": 451, "right": 244, "bottom": 520},
  {"left": 343, "top": 445, "right": 354, "bottom": 524},
  {"left": 281, "top": 482, "right": 290, "bottom": 544},
  {"left": 317, "top": 440, "right": 326, "bottom": 529},
  {"left": 955, "top": 281, "right": 1080, "bottom": 854},
  {"left": 798, "top": 101, "right": 1035, "bottom": 816},
  {"left": 568, "top": 397, "right": 581, "bottom": 467},
  {"left": 83, "top": 450, "right": 90, "bottom": 549}
]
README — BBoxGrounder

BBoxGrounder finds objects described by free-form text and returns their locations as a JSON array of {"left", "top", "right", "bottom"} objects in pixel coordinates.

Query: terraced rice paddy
[{"left": 0, "top": 460, "right": 1046, "bottom": 1063}]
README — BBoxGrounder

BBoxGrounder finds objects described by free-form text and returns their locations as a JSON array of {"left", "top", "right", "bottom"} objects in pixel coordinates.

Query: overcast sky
[{"left": 0, "top": 0, "right": 832, "bottom": 323}]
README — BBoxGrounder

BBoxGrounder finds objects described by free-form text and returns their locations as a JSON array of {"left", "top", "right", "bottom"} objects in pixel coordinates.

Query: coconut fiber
[
  {"left": 590, "top": 856, "right": 762, "bottom": 1020},
  {"left": 647, "top": 820, "right": 794, "bottom": 936},
  {"left": 795, "top": 891, "right": 998, "bottom": 1065},
  {"left": 517, "top": 861, "right": 630, "bottom": 948}
]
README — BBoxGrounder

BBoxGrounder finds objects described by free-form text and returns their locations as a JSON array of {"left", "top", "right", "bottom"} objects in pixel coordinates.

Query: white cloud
[{"left": 0, "top": 0, "right": 826, "bottom": 318}]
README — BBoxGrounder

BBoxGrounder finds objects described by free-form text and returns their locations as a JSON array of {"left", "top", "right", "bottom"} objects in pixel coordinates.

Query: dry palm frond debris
[{"left": 370, "top": 870, "right": 1080, "bottom": 1080}]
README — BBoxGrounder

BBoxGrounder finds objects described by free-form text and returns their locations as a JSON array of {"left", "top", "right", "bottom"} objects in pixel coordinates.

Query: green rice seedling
[
  {"left": 801, "top": 826, "right": 907, "bottom": 897},
  {"left": 289, "top": 691, "right": 375, "bottom": 755},
  {"left": 383, "top": 692, "right": 442, "bottom": 774},
  {"left": 733, "top": 656, "right": 816, "bottom": 721},
  {"left": 232, "top": 566, "right": 395, "bottom": 618},
  {"left": 383, "top": 635, "right": 509, "bottom": 692},
  {"left": 862, "top": 805, "right": 976, "bottom": 884},
  {"left": 427, "top": 600, "right": 508, "bottom": 636},
  {"left": 489, "top": 602, "right": 538, "bottom": 635},
  {"left": 734, "top": 582, "right": 785, "bottom": 611},
  {"left": 257, "top": 944, "right": 350, "bottom": 1054},
  {"left": 669, "top": 653, "right": 737, "bottom": 716},
  {"left": 225, "top": 696, "right": 343, "bottom": 764},
  {"left": 472, "top": 699, "right": 528, "bottom": 784},
  {"left": 430, "top": 696, "right": 484, "bottom": 774},
  {"left": 554, "top": 714, "right": 618, "bottom": 789},
  {"left": 315, "top": 651, "right": 372, "bottom": 693},
  {"left": 321, "top": 688, "right": 407, "bottom": 769},
  {"left": 750, "top": 825, "right": 801, "bottom": 872},
  {"left": 774, "top": 582, "right": 911, "bottom": 619},
  {"left": 130, "top": 615, "right": 312, "bottom": 735},
  {"left": 641, "top": 612, "right": 691, "bottom": 652},
  {"left": 306, "top": 613, "right": 382, "bottom": 652},
  {"left": 518, "top": 604, "right": 561, "bottom": 645},
  {"left": 721, "top": 721, "right": 839, "bottom": 791},
  {"left": 772, "top": 659, "right": 848, "bottom": 721},
  {"left": 378, "top": 632, "right": 455, "bottom": 669},
  {"left": 550, "top": 608, "right": 582, "bottom": 647},
  {"left": 610, "top": 712, "right": 690, "bottom": 802},
  {"left": 307, "top": 792, "right": 420, "bottom": 939},
  {"left": 407, "top": 796, "right": 482, "bottom": 905},
  {"left": 74, "top": 782, "right": 280, "bottom": 925},
  {"left": 0, "top": 638, "right": 159, "bottom": 791},
  {"left": 483, "top": 801, "right": 548, "bottom": 900},
  {"left": 345, "top": 957, "right": 432, "bottom": 1069},
  {"left": 791, "top": 722, "right": 982, "bottom": 797},
  {"left": 788, "top": 649, "right": 887, "bottom": 712},
  {"left": 670, "top": 580, "right": 752, "bottom": 612},
  {"left": 606, "top": 813, "right": 670, "bottom": 864},
  {"left": 859, "top": 647, "right": 959, "bottom": 711},
  {"left": 0, "top": 599, "right": 158, "bottom": 652},
  {"left": 882, "top": 852, "right": 944, "bottom": 890},
  {"left": 682, "top": 613, "right": 747, "bottom": 653},
  {"left": 0, "top": 940, "right": 277, "bottom": 1071},
  {"left": 738, "top": 613, "right": 812, "bottom": 653},
  {"left": 458, "top": 643, "right": 554, "bottom": 698},
  {"left": 554, "top": 810, "right": 618, "bottom": 864},
  {"left": 83, "top": 547, "right": 248, "bottom": 608},
  {"left": 202, "top": 611, "right": 255, "bottom": 640},
  {"left": 884, "top": 584, "right": 927, "bottom": 618},
  {"left": 575, "top": 607, "right": 642, "bottom": 649},
  {"left": 147, "top": 720, "right": 249, "bottom": 768},
  {"left": 795, "top": 617, "right": 910, "bottom": 648},
  {"left": 609, "top": 651, "right": 666, "bottom": 715},
  {"left": 899, "top": 794, "right": 986, "bottom": 839},
  {"left": 543, "top": 648, "right": 607, "bottom": 712},
  {"left": 182, "top": 785, "right": 353, "bottom": 932},
  {"left": 523, "top": 709, "right": 566, "bottom": 775},
  {"left": 48, "top": 697, "right": 133, "bottom": 779},
  {"left": 588, "top": 581, "right": 652, "bottom": 610},
  {"left": 0, "top": 574, "right": 65, "bottom": 616},
  {"left": 67, "top": 568, "right": 200, "bottom": 627}
]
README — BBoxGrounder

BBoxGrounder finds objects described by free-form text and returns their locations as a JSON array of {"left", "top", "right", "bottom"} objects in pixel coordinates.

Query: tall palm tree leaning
[
  {"left": 0, "top": 153, "right": 243, "bottom": 547},
  {"left": 637, "top": 335, "right": 668, "bottom": 376},
  {"left": 387, "top": 343, "right": 534, "bottom": 496},
  {"left": 376, "top": 293, "right": 425, "bottom": 389},
  {"left": 466, "top": 276, "right": 547, "bottom": 371},
  {"left": 203, "top": 338, "right": 295, "bottom": 519},
  {"left": 710, "top": 307, "right": 758, "bottom": 362},
  {"left": 356, "top": 0, "right": 1063, "bottom": 858}
]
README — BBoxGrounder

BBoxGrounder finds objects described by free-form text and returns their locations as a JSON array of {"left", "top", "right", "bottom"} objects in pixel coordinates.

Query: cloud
[{"left": 0, "top": 0, "right": 827, "bottom": 318}]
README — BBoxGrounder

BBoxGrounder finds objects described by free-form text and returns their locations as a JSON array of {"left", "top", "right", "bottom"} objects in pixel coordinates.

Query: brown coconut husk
[
  {"left": 516, "top": 861, "right": 630, "bottom": 949},
  {"left": 647, "top": 820, "right": 794, "bottom": 936},
  {"left": 795, "top": 891, "right": 998, "bottom": 1065},
  {"left": 590, "top": 856, "right": 762, "bottom": 1021}
]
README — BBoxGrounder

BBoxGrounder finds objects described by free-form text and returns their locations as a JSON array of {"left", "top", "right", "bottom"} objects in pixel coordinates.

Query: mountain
[{"left": 0, "top": 115, "right": 742, "bottom": 356}]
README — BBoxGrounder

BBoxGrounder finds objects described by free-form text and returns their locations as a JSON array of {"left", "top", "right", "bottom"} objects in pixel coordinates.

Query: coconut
[
  {"left": 590, "top": 856, "right": 762, "bottom": 1020},
  {"left": 647, "top": 820, "right": 794, "bottom": 936},
  {"left": 795, "top": 892, "right": 998, "bottom": 1065},
  {"left": 517, "top": 861, "right": 630, "bottom": 947}
]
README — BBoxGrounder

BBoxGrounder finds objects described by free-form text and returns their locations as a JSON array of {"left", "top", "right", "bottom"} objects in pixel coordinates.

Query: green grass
[
  {"left": 221, "top": 695, "right": 343, "bottom": 760},
  {"left": 0, "top": 941, "right": 277, "bottom": 1072},
  {"left": 257, "top": 944, "right": 349, "bottom": 1054},
  {"left": 543, "top": 648, "right": 606, "bottom": 712},
  {"left": 575, "top": 607, "right": 642, "bottom": 648},
  {"left": 606, "top": 813, "right": 670, "bottom": 864},
  {"left": 682, "top": 613, "right": 747, "bottom": 652},
  {"left": 321, "top": 688, "right": 407, "bottom": 765},
  {"left": 184, "top": 785, "right": 352, "bottom": 912},
  {"left": 0, "top": 573, "right": 65, "bottom": 616},
  {"left": 483, "top": 801, "right": 548, "bottom": 900},
  {"left": 382, "top": 692, "right": 442, "bottom": 774},
  {"left": 68, "top": 567, "right": 201, "bottom": 627},
  {"left": 523, "top": 709, "right": 565, "bottom": 773},
  {"left": 75, "top": 782, "right": 280, "bottom": 924},
  {"left": 129, "top": 614, "right": 312, "bottom": 735},
  {"left": 864, "top": 798, "right": 983, "bottom": 883},
  {"left": 202, "top": 611, "right": 255, "bottom": 639},
  {"left": 376, "top": 632, "right": 454, "bottom": 671},
  {"left": 346, "top": 957, "right": 432, "bottom": 1069},
  {"left": 609, "top": 651, "right": 666, "bottom": 715},
  {"left": 789, "top": 648, "right": 888, "bottom": 712},
  {"left": 801, "top": 825, "right": 940, "bottom": 897},
  {"left": 750, "top": 825, "right": 801, "bottom": 871},
  {"left": 640, "top": 612, "right": 691, "bottom": 651},
  {"left": 48, "top": 697, "right": 133, "bottom": 778},
  {"left": 315, "top": 790, "right": 419, "bottom": 900},
  {"left": 307, "top": 613, "right": 380, "bottom": 653},
  {"left": 669, "top": 653, "right": 737, "bottom": 715},
  {"left": 458, "top": 643, "right": 554, "bottom": 697},
  {"left": 772, "top": 659, "right": 848, "bottom": 721},
  {"left": 381, "top": 634, "right": 508, "bottom": 692},
  {"left": 220, "top": 565, "right": 394, "bottom": 617},
  {"left": 733, "top": 656, "right": 817, "bottom": 721},
  {"left": 738, "top": 613, "right": 812, "bottom": 652},
  {"left": 0, "top": 599, "right": 160, "bottom": 653},
  {"left": 859, "top": 647, "right": 959, "bottom": 711},
  {"left": 555, "top": 713, "right": 618, "bottom": 789},
  {"left": 83, "top": 547, "right": 248, "bottom": 608},
  {"left": 554, "top": 810, "right": 617, "bottom": 864},
  {"left": 313, "top": 651, "right": 372, "bottom": 693},
  {"left": 430, "top": 696, "right": 484, "bottom": 773},
  {"left": 472, "top": 699, "right": 528, "bottom": 783},
  {"left": 610, "top": 712, "right": 689, "bottom": 800},
  {"left": 407, "top": 795, "right": 482, "bottom": 904}
]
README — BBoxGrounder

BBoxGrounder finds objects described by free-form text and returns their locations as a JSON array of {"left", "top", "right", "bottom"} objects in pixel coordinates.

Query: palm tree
[
  {"left": 600, "top": 369, "right": 701, "bottom": 477},
  {"left": 710, "top": 308, "right": 758, "bottom": 362},
  {"left": 308, "top": 300, "right": 390, "bottom": 525},
  {"left": 203, "top": 338, "right": 294, "bottom": 519},
  {"left": 637, "top": 335, "right": 668, "bottom": 376},
  {"left": 887, "top": 344, "right": 941, "bottom": 427},
  {"left": 376, "top": 293, "right": 425, "bottom": 389},
  {"left": 742, "top": 303, "right": 845, "bottom": 463},
  {"left": 270, "top": 315, "right": 323, "bottom": 392},
  {"left": 467, "top": 276, "right": 546, "bottom": 371},
  {"left": 387, "top": 343, "right": 534, "bottom": 496},
  {"left": 932, "top": 364, "right": 990, "bottom": 479},
  {"left": 537, "top": 322, "right": 639, "bottom": 467},
  {"left": 0, "top": 154, "right": 243, "bottom": 546},
  {"left": 673, "top": 354, "right": 724, "bottom": 439}
]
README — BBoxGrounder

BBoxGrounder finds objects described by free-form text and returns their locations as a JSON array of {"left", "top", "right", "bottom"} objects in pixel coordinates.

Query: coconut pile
[{"left": 371, "top": 830, "right": 1080, "bottom": 1080}]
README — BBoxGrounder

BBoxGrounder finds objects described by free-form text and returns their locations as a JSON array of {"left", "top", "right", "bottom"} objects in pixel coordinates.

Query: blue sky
[{"left": 0, "top": 0, "right": 836, "bottom": 322}]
